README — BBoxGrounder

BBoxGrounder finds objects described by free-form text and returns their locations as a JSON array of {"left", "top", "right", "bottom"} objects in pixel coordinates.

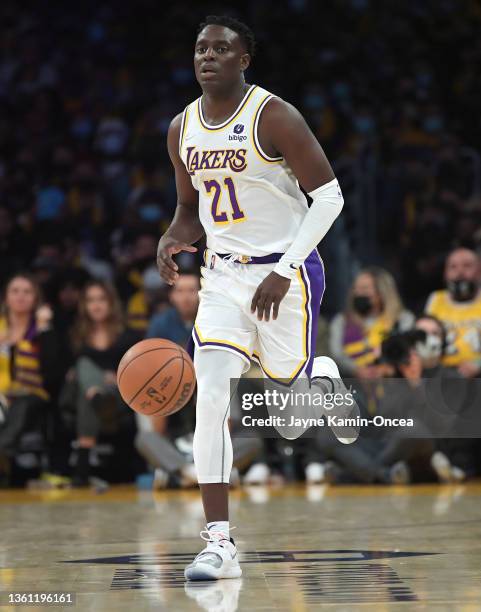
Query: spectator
[
  {"left": 0, "top": 274, "right": 64, "bottom": 484},
  {"left": 146, "top": 271, "right": 200, "bottom": 347},
  {"left": 116, "top": 232, "right": 159, "bottom": 302},
  {"left": 425, "top": 248, "right": 481, "bottom": 378},
  {"left": 51, "top": 268, "right": 90, "bottom": 339},
  {"left": 68, "top": 281, "right": 137, "bottom": 486},
  {"left": 329, "top": 267, "right": 414, "bottom": 380},
  {"left": 126, "top": 265, "right": 169, "bottom": 336}
]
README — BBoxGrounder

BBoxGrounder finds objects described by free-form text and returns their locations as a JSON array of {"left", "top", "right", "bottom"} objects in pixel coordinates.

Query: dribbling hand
[
  {"left": 156, "top": 236, "right": 197, "bottom": 285},
  {"left": 251, "top": 271, "right": 291, "bottom": 322}
]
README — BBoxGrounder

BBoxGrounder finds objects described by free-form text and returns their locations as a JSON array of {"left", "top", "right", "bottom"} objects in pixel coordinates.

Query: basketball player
[{"left": 157, "top": 15, "right": 351, "bottom": 580}]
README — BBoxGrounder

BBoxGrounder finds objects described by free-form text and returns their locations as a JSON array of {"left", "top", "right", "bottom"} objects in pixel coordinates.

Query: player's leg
[
  {"left": 251, "top": 251, "right": 360, "bottom": 441},
  {"left": 310, "top": 356, "right": 360, "bottom": 443},
  {"left": 185, "top": 347, "right": 245, "bottom": 581}
]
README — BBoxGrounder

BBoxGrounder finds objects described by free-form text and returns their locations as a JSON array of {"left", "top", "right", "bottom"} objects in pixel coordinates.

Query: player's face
[
  {"left": 169, "top": 275, "right": 199, "bottom": 319},
  {"left": 194, "top": 25, "right": 250, "bottom": 90},
  {"left": 85, "top": 286, "right": 111, "bottom": 323},
  {"left": 5, "top": 277, "right": 37, "bottom": 315},
  {"left": 445, "top": 249, "right": 480, "bottom": 283}
]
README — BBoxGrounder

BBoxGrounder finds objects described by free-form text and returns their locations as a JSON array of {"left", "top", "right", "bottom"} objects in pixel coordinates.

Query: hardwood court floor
[{"left": 1, "top": 482, "right": 481, "bottom": 611}]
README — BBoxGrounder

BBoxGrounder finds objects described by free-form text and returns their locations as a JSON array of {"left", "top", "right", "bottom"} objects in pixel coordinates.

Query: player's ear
[{"left": 240, "top": 53, "right": 250, "bottom": 72}]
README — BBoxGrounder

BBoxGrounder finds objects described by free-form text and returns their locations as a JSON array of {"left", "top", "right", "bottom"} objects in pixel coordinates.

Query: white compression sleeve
[
  {"left": 193, "top": 348, "right": 246, "bottom": 484},
  {"left": 273, "top": 178, "right": 344, "bottom": 280}
]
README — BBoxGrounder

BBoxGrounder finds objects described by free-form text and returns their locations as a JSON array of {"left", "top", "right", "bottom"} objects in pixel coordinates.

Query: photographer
[{"left": 376, "top": 329, "right": 449, "bottom": 482}]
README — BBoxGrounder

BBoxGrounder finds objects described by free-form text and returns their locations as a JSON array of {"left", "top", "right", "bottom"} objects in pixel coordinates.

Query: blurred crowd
[
  {"left": 1, "top": 246, "right": 481, "bottom": 489},
  {"left": 1, "top": 0, "right": 481, "bottom": 487}
]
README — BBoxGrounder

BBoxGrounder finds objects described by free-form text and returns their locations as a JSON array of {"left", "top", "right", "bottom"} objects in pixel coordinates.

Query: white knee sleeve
[{"left": 193, "top": 349, "right": 246, "bottom": 484}]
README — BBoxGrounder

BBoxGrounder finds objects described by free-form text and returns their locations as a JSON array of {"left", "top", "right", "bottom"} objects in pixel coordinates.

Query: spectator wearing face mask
[
  {"left": 414, "top": 315, "right": 450, "bottom": 377},
  {"left": 329, "top": 267, "right": 414, "bottom": 381},
  {"left": 425, "top": 248, "right": 481, "bottom": 378}
]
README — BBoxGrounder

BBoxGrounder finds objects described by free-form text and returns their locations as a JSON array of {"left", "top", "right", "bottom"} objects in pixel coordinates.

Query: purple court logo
[{"left": 229, "top": 124, "right": 247, "bottom": 142}]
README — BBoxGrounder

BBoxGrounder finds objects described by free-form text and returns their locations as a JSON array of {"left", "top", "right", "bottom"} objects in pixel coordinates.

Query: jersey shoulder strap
[
  {"left": 248, "top": 86, "right": 284, "bottom": 163},
  {"left": 178, "top": 104, "right": 193, "bottom": 156}
]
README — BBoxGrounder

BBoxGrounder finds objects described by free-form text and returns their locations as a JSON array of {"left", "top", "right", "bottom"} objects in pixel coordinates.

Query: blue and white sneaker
[
  {"left": 311, "top": 356, "right": 360, "bottom": 444},
  {"left": 185, "top": 529, "right": 242, "bottom": 581}
]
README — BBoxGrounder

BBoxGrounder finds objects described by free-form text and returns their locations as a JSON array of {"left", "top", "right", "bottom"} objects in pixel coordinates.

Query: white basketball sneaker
[
  {"left": 311, "top": 356, "right": 360, "bottom": 444},
  {"left": 184, "top": 578, "right": 243, "bottom": 611},
  {"left": 185, "top": 529, "right": 242, "bottom": 581}
]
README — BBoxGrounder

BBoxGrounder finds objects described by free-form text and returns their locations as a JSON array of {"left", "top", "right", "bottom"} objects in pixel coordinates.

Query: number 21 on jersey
[{"left": 203, "top": 178, "right": 246, "bottom": 225}]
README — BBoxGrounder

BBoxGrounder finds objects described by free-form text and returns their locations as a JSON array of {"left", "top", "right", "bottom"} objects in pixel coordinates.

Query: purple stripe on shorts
[
  {"left": 302, "top": 249, "right": 326, "bottom": 378},
  {"left": 192, "top": 326, "right": 251, "bottom": 362},
  {"left": 261, "top": 250, "right": 324, "bottom": 387}
]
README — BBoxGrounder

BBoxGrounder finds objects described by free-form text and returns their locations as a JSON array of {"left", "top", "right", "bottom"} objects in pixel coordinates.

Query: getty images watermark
[
  {"left": 239, "top": 388, "right": 413, "bottom": 430},
  {"left": 229, "top": 377, "right": 481, "bottom": 440}
]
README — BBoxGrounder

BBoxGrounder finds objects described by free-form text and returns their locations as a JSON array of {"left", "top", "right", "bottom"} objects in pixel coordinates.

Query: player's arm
[
  {"left": 251, "top": 99, "right": 343, "bottom": 321},
  {"left": 157, "top": 113, "right": 204, "bottom": 285}
]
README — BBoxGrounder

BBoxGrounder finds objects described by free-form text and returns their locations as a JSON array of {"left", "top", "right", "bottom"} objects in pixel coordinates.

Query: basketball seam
[
  {"left": 117, "top": 346, "right": 179, "bottom": 383},
  {"left": 148, "top": 350, "right": 186, "bottom": 416}
]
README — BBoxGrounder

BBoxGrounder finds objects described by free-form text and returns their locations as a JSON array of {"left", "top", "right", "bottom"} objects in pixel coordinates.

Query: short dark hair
[{"left": 197, "top": 15, "right": 256, "bottom": 58}]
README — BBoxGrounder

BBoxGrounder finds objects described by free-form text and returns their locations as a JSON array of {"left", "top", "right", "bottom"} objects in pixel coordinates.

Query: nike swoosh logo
[{"left": 289, "top": 264, "right": 298, "bottom": 270}]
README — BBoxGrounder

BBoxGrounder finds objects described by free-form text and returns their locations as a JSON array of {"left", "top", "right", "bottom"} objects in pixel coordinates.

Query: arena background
[
  {"left": 1, "top": 2, "right": 481, "bottom": 610},
  {"left": 2, "top": 0, "right": 480, "bottom": 316}
]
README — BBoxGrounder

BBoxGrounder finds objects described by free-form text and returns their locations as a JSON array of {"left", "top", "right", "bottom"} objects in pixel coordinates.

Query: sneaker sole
[{"left": 184, "top": 561, "right": 242, "bottom": 581}]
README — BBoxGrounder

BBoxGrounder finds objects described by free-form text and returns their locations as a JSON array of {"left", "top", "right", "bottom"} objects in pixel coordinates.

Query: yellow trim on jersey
[
  {"left": 194, "top": 323, "right": 252, "bottom": 362},
  {"left": 179, "top": 105, "right": 190, "bottom": 154},
  {"left": 251, "top": 94, "right": 284, "bottom": 165},
  {"left": 196, "top": 85, "right": 258, "bottom": 132},
  {"left": 253, "top": 268, "right": 309, "bottom": 383}
]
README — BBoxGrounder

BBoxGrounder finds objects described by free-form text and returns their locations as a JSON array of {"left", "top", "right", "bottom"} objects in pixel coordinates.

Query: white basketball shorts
[{"left": 192, "top": 249, "right": 325, "bottom": 384}]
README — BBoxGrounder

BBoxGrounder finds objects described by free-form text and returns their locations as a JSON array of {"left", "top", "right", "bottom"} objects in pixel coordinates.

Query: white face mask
[{"left": 415, "top": 334, "right": 442, "bottom": 363}]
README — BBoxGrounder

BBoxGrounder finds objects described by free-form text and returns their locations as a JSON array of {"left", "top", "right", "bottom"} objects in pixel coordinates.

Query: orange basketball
[{"left": 117, "top": 338, "right": 196, "bottom": 416}]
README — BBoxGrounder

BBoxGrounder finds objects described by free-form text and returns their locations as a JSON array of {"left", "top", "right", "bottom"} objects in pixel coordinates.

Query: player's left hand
[{"left": 251, "top": 272, "right": 291, "bottom": 322}]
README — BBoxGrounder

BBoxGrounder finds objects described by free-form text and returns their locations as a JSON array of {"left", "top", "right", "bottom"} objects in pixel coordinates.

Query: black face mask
[
  {"left": 352, "top": 295, "right": 373, "bottom": 316},
  {"left": 447, "top": 279, "right": 478, "bottom": 302}
]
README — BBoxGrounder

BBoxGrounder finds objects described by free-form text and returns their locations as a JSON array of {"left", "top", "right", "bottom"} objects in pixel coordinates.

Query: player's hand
[
  {"left": 156, "top": 236, "right": 197, "bottom": 285},
  {"left": 251, "top": 272, "right": 291, "bottom": 322}
]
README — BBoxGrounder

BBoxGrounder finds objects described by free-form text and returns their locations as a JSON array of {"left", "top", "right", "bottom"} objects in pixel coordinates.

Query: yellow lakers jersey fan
[{"left": 426, "top": 289, "right": 481, "bottom": 366}]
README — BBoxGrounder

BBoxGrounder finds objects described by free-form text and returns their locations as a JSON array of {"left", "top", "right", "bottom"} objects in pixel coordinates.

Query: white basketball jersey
[{"left": 179, "top": 84, "right": 308, "bottom": 256}]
